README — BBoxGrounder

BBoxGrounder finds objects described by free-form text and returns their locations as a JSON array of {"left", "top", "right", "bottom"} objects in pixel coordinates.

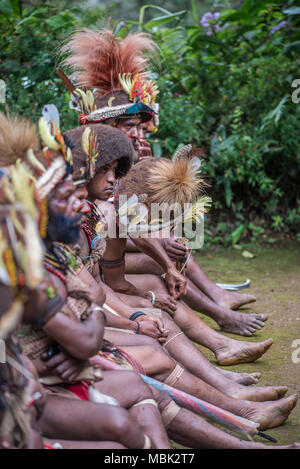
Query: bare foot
[
  {"left": 227, "top": 385, "right": 288, "bottom": 402},
  {"left": 242, "top": 394, "right": 298, "bottom": 430},
  {"left": 218, "top": 311, "right": 268, "bottom": 337},
  {"left": 217, "top": 367, "right": 261, "bottom": 385},
  {"left": 215, "top": 338, "right": 273, "bottom": 366},
  {"left": 217, "top": 291, "right": 256, "bottom": 310}
]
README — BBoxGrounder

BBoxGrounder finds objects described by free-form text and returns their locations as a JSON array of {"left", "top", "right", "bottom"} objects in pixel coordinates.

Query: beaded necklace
[
  {"left": 44, "top": 243, "right": 69, "bottom": 284},
  {"left": 82, "top": 201, "right": 106, "bottom": 249}
]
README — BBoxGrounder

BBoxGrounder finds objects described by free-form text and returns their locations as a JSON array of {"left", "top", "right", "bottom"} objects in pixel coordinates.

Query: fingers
[
  {"left": 60, "top": 367, "right": 80, "bottom": 382},
  {"left": 44, "top": 353, "right": 68, "bottom": 370},
  {"left": 177, "top": 279, "right": 187, "bottom": 298},
  {"left": 154, "top": 318, "right": 169, "bottom": 335},
  {"left": 159, "top": 303, "right": 176, "bottom": 315},
  {"left": 167, "top": 281, "right": 176, "bottom": 298},
  {"left": 168, "top": 242, "right": 187, "bottom": 256}
]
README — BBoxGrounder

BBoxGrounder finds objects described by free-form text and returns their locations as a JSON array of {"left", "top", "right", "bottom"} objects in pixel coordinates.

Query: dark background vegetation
[{"left": 1, "top": 0, "right": 300, "bottom": 247}]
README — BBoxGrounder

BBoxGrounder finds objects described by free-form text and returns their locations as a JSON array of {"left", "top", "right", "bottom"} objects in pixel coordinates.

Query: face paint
[{"left": 46, "top": 180, "right": 83, "bottom": 244}]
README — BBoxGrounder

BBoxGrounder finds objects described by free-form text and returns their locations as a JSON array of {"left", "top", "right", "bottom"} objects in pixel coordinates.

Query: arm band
[
  {"left": 100, "top": 253, "right": 125, "bottom": 269},
  {"left": 129, "top": 311, "right": 146, "bottom": 322}
]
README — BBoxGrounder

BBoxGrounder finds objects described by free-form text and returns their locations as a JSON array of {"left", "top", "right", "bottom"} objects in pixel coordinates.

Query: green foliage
[
  {"left": 0, "top": 0, "right": 111, "bottom": 128},
  {"left": 1, "top": 0, "right": 300, "bottom": 247},
  {"left": 138, "top": 0, "right": 300, "bottom": 247}
]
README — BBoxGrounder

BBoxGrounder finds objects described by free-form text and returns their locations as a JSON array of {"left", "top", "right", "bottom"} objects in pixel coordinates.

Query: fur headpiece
[
  {"left": 59, "top": 29, "right": 158, "bottom": 124},
  {"left": 64, "top": 123, "right": 134, "bottom": 183}
]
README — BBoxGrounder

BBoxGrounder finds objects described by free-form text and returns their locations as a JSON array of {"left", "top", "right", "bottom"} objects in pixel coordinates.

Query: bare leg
[
  {"left": 152, "top": 389, "right": 300, "bottom": 449},
  {"left": 125, "top": 254, "right": 264, "bottom": 336},
  {"left": 125, "top": 274, "right": 273, "bottom": 366},
  {"left": 125, "top": 251, "right": 257, "bottom": 310},
  {"left": 44, "top": 439, "right": 127, "bottom": 449},
  {"left": 40, "top": 395, "right": 146, "bottom": 448},
  {"left": 104, "top": 330, "right": 287, "bottom": 403},
  {"left": 106, "top": 326, "right": 261, "bottom": 386},
  {"left": 184, "top": 255, "right": 256, "bottom": 310},
  {"left": 183, "top": 279, "right": 266, "bottom": 336},
  {"left": 95, "top": 370, "right": 170, "bottom": 449}
]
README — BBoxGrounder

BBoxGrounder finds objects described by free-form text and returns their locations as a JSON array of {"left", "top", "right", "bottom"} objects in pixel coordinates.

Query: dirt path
[{"left": 194, "top": 243, "right": 300, "bottom": 445}]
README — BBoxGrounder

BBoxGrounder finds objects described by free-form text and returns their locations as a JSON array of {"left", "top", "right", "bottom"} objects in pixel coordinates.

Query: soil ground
[{"left": 192, "top": 243, "right": 300, "bottom": 446}]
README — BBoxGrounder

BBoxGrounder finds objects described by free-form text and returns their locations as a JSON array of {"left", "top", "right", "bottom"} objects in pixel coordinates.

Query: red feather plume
[{"left": 61, "top": 29, "right": 157, "bottom": 96}]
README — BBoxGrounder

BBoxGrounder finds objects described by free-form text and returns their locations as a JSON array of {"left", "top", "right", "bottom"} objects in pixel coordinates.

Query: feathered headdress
[
  {"left": 59, "top": 29, "right": 159, "bottom": 124},
  {"left": 0, "top": 144, "right": 45, "bottom": 336},
  {"left": 0, "top": 111, "right": 73, "bottom": 200},
  {"left": 0, "top": 110, "right": 75, "bottom": 242}
]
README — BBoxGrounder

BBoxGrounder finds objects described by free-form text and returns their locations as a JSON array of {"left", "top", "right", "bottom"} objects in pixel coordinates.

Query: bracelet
[
  {"left": 93, "top": 306, "right": 107, "bottom": 325},
  {"left": 148, "top": 290, "right": 156, "bottom": 305},
  {"left": 135, "top": 321, "right": 141, "bottom": 334},
  {"left": 129, "top": 311, "right": 147, "bottom": 322}
]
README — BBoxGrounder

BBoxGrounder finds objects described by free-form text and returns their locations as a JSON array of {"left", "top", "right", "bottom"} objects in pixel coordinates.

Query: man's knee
[
  {"left": 106, "top": 406, "right": 135, "bottom": 442},
  {"left": 122, "top": 370, "right": 154, "bottom": 401}
]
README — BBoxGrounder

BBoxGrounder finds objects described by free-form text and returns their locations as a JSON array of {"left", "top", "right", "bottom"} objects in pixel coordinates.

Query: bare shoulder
[{"left": 95, "top": 199, "right": 116, "bottom": 222}]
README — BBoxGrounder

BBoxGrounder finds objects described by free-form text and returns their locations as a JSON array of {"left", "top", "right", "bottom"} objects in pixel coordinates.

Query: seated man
[
  {"left": 63, "top": 122, "right": 298, "bottom": 432},
  {"left": 1, "top": 112, "right": 168, "bottom": 449},
  {"left": 60, "top": 27, "right": 262, "bottom": 338}
]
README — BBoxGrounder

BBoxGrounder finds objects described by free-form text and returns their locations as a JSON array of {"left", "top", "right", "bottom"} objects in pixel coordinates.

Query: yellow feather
[
  {"left": 38, "top": 117, "right": 60, "bottom": 151},
  {"left": 82, "top": 127, "right": 91, "bottom": 156},
  {"left": 26, "top": 148, "right": 46, "bottom": 174}
]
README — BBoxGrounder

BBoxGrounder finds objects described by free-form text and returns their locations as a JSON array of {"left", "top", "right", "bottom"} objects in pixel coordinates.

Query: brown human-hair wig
[{"left": 64, "top": 123, "right": 134, "bottom": 181}]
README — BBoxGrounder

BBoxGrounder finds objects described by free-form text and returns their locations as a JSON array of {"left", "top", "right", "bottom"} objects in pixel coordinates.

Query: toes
[
  {"left": 253, "top": 319, "right": 265, "bottom": 328},
  {"left": 251, "top": 372, "right": 261, "bottom": 379},
  {"left": 257, "top": 314, "right": 268, "bottom": 322},
  {"left": 276, "top": 386, "right": 288, "bottom": 398},
  {"left": 262, "top": 338, "right": 273, "bottom": 352}
]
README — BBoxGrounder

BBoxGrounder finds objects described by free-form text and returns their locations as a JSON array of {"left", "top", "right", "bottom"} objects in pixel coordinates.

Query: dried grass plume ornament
[
  {"left": 58, "top": 29, "right": 159, "bottom": 124},
  {"left": 116, "top": 149, "right": 211, "bottom": 236}
]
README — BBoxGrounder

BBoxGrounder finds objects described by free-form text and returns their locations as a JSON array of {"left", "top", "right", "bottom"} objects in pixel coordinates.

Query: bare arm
[
  {"left": 131, "top": 236, "right": 187, "bottom": 299},
  {"left": 43, "top": 306, "right": 105, "bottom": 360},
  {"left": 101, "top": 237, "right": 142, "bottom": 296}
]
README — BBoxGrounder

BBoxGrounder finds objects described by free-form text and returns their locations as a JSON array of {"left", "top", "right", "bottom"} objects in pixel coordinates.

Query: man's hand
[
  {"left": 137, "top": 316, "right": 169, "bottom": 344},
  {"left": 165, "top": 267, "right": 187, "bottom": 299},
  {"left": 162, "top": 238, "right": 188, "bottom": 262},
  {"left": 41, "top": 351, "right": 88, "bottom": 383},
  {"left": 137, "top": 139, "right": 153, "bottom": 161},
  {"left": 150, "top": 292, "right": 177, "bottom": 316}
]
